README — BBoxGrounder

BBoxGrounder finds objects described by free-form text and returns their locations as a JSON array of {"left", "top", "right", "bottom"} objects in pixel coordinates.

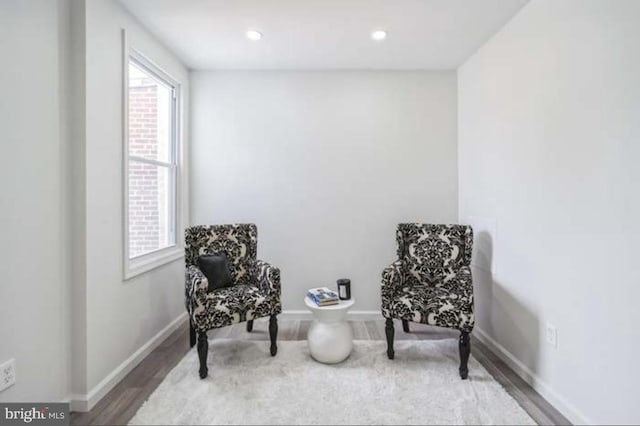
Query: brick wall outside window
[{"left": 128, "top": 77, "right": 171, "bottom": 258}]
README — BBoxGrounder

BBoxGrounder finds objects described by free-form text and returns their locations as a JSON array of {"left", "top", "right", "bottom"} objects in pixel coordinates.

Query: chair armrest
[
  {"left": 254, "top": 259, "right": 281, "bottom": 296},
  {"left": 381, "top": 259, "right": 404, "bottom": 300},
  {"left": 185, "top": 265, "right": 208, "bottom": 315},
  {"left": 444, "top": 265, "right": 474, "bottom": 310}
]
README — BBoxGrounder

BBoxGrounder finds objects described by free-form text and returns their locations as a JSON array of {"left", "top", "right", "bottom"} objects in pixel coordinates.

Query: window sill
[{"left": 124, "top": 245, "right": 184, "bottom": 281}]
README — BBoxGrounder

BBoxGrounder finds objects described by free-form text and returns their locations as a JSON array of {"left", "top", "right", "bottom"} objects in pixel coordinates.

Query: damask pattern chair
[
  {"left": 381, "top": 224, "right": 474, "bottom": 379},
  {"left": 185, "top": 224, "right": 281, "bottom": 378}
]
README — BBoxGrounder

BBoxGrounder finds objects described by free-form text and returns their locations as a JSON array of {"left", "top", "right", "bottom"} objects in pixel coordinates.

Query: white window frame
[{"left": 123, "top": 32, "right": 184, "bottom": 280}]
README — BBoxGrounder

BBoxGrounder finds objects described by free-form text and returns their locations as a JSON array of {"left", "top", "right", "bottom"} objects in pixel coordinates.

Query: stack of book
[{"left": 307, "top": 287, "right": 339, "bottom": 307}]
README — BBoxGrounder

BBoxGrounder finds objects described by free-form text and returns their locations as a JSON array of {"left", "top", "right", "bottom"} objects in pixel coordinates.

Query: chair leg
[
  {"left": 246, "top": 320, "right": 254, "bottom": 333},
  {"left": 269, "top": 315, "right": 278, "bottom": 356},
  {"left": 385, "top": 318, "right": 395, "bottom": 359},
  {"left": 402, "top": 319, "right": 410, "bottom": 333},
  {"left": 189, "top": 321, "right": 197, "bottom": 348},
  {"left": 459, "top": 331, "right": 470, "bottom": 379},
  {"left": 197, "top": 332, "right": 209, "bottom": 379}
]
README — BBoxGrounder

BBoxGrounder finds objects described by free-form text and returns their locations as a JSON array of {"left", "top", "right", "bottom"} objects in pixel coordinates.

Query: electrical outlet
[
  {"left": 545, "top": 324, "right": 557, "bottom": 348},
  {"left": 0, "top": 358, "right": 16, "bottom": 392}
]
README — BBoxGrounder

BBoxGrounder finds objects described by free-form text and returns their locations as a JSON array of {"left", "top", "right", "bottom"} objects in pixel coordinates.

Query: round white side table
[{"left": 304, "top": 296, "right": 355, "bottom": 364}]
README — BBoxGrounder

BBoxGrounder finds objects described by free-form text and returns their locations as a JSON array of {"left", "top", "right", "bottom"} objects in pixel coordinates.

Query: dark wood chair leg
[
  {"left": 459, "top": 331, "right": 470, "bottom": 379},
  {"left": 385, "top": 318, "right": 395, "bottom": 359},
  {"left": 189, "top": 321, "right": 196, "bottom": 348},
  {"left": 402, "top": 319, "right": 410, "bottom": 333},
  {"left": 269, "top": 315, "right": 278, "bottom": 356},
  {"left": 246, "top": 320, "right": 254, "bottom": 333},
  {"left": 197, "top": 332, "right": 209, "bottom": 379}
]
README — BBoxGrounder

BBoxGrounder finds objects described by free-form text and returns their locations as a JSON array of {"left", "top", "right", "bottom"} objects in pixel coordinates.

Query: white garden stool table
[{"left": 304, "top": 296, "right": 355, "bottom": 364}]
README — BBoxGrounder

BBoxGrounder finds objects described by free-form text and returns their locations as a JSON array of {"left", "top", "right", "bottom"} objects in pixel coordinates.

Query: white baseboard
[
  {"left": 473, "top": 327, "right": 590, "bottom": 425},
  {"left": 69, "top": 312, "right": 188, "bottom": 412},
  {"left": 280, "top": 310, "right": 382, "bottom": 321}
]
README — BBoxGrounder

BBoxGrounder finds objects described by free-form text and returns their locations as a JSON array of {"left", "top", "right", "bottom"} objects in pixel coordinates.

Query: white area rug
[{"left": 130, "top": 339, "right": 536, "bottom": 425}]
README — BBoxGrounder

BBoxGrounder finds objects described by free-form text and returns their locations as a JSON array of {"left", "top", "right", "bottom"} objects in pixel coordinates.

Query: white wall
[
  {"left": 80, "top": 0, "right": 190, "bottom": 399},
  {"left": 1, "top": 0, "right": 190, "bottom": 407},
  {"left": 191, "top": 71, "right": 458, "bottom": 312},
  {"left": 458, "top": 0, "right": 640, "bottom": 424},
  {"left": 0, "top": 0, "right": 71, "bottom": 403}
]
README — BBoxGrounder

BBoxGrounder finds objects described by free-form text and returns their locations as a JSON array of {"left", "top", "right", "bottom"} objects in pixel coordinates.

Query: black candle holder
[{"left": 337, "top": 278, "right": 351, "bottom": 300}]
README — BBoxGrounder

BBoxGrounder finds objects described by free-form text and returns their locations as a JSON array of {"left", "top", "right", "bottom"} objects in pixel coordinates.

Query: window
[{"left": 124, "top": 50, "right": 181, "bottom": 278}]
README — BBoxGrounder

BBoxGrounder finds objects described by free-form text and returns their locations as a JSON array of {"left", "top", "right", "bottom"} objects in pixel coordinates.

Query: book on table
[{"left": 307, "top": 287, "right": 339, "bottom": 306}]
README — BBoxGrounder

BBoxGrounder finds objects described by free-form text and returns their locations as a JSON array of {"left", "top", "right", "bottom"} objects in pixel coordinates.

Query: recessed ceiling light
[
  {"left": 246, "top": 30, "right": 262, "bottom": 41},
  {"left": 371, "top": 30, "right": 387, "bottom": 41}
]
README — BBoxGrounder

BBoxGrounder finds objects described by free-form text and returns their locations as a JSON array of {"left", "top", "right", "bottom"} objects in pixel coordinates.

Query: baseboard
[
  {"left": 69, "top": 312, "right": 188, "bottom": 412},
  {"left": 280, "top": 309, "right": 383, "bottom": 321},
  {"left": 473, "top": 327, "right": 590, "bottom": 425}
]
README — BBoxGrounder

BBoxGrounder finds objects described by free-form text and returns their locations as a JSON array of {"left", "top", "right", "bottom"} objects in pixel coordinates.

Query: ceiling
[{"left": 118, "top": 0, "right": 529, "bottom": 70}]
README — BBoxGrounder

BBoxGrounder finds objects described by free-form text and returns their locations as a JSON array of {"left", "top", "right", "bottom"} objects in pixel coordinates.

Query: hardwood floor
[{"left": 71, "top": 319, "right": 570, "bottom": 425}]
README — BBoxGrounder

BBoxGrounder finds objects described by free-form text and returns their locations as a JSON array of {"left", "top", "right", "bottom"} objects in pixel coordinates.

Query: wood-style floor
[{"left": 71, "top": 319, "right": 571, "bottom": 426}]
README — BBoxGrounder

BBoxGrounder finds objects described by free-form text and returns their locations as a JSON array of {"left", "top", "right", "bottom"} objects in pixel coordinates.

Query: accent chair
[
  {"left": 184, "top": 224, "right": 281, "bottom": 378},
  {"left": 381, "top": 223, "right": 474, "bottom": 379}
]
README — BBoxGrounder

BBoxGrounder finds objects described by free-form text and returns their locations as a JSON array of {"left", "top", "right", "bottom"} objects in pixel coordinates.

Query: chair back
[
  {"left": 396, "top": 223, "right": 473, "bottom": 286},
  {"left": 185, "top": 224, "right": 257, "bottom": 286}
]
